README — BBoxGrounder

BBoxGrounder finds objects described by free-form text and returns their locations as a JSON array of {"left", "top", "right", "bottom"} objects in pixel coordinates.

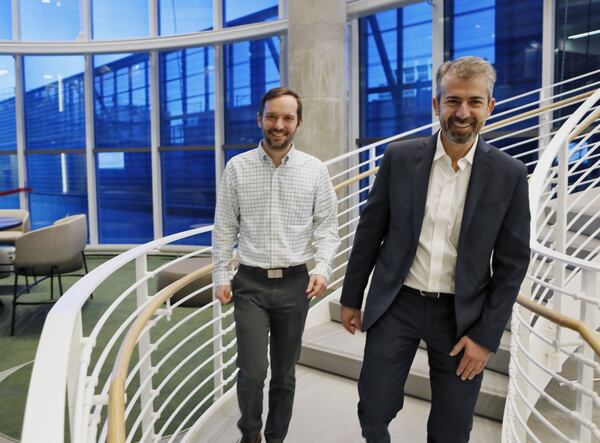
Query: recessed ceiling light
[{"left": 0, "top": 69, "right": 7, "bottom": 76}]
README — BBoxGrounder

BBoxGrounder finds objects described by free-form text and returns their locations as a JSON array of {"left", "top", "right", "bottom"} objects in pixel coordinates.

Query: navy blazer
[{"left": 340, "top": 133, "right": 531, "bottom": 352}]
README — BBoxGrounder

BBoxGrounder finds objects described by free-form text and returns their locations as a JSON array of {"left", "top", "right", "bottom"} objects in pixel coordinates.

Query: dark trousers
[
  {"left": 358, "top": 288, "right": 483, "bottom": 443},
  {"left": 232, "top": 265, "right": 310, "bottom": 443}
]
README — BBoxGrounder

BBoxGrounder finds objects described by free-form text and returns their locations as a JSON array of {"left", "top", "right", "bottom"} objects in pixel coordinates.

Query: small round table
[{"left": 0, "top": 217, "right": 22, "bottom": 231}]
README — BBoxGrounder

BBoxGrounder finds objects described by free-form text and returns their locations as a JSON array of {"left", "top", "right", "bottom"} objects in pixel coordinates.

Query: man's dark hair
[{"left": 259, "top": 87, "right": 303, "bottom": 121}]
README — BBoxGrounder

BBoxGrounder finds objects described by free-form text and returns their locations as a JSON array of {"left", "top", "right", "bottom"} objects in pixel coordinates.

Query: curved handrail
[
  {"left": 480, "top": 91, "right": 593, "bottom": 133},
  {"left": 22, "top": 225, "right": 214, "bottom": 443},
  {"left": 107, "top": 263, "right": 214, "bottom": 443},
  {"left": 528, "top": 88, "right": 600, "bottom": 268},
  {"left": 569, "top": 105, "right": 600, "bottom": 142},
  {"left": 516, "top": 294, "right": 600, "bottom": 356}
]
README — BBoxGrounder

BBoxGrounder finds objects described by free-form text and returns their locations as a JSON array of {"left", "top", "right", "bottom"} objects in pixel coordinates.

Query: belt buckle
[
  {"left": 267, "top": 269, "right": 283, "bottom": 279},
  {"left": 419, "top": 289, "right": 440, "bottom": 299}
]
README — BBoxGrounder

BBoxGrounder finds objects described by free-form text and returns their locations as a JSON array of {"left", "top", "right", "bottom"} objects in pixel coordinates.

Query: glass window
[
  {"left": 359, "top": 4, "right": 433, "bottom": 139},
  {"left": 0, "top": 56, "right": 17, "bottom": 209},
  {"left": 160, "top": 47, "right": 216, "bottom": 244},
  {"left": 96, "top": 152, "right": 153, "bottom": 243},
  {"left": 0, "top": 56, "right": 16, "bottom": 151},
  {"left": 0, "top": 2, "right": 11, "bottom": 40},
  {"left": 449, "top": 0, "right": 495, "bottom": 62},
  {"left": 27, "top": 154, "right": 87, "bottom": 228},
  {"left": 224, "top": 37, "right": 280, "bottom": 148},
  {"left": 160, "top": 0, "right": 212, "bottom": 35},
  {"left": 20, "top": 0, "right": 80, "bottom": 41},
  {"left": 94, "top": 54, "right": 151, "bottom": 148},
  {"left": 160, "top": 47, "right": 215, "bottom": 146},
  {"left": 445, "top": 0, "right": 543, "bottom": 103},
  {"left": 555, "top": 0, "right": 600, "bottom": 83},
  {"left": 224, "top": 0, "right": 277, "bottom": 27},
  {"left": 162, "top": 151, "right": 215, "bottom": 245},
  {"left": 93, "top": 0, "right": 148, "bottom": 39},
  {"left": 0, "top": 155, "right": 19, "bottom": 209},
  {"left": 24, "top": 56, "right": 85, "bottom": 150}
]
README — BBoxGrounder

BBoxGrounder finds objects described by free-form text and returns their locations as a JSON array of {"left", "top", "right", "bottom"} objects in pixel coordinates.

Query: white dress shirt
[
  {"left": 404, "top": 133, "right": 478, "bottom": 293},
  {"left": 212, "top": 143, "right": 340, "bottom": 287}
]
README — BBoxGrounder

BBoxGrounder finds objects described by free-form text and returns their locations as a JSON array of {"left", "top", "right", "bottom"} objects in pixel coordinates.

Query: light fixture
[
  {"left": 0, "top": 69, "right": 8, "bottom": 77},
  {"left": 568, "top": 29, "right": 600, "bottom": 40}
]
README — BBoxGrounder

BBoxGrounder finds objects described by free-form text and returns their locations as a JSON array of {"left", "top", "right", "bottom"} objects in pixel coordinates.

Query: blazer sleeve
[
  {"left": 466, "top": 163, "right": 531, "bottom": 352},
  {"left": 339, "top": 147, "right": 392, "bottom": 309}
]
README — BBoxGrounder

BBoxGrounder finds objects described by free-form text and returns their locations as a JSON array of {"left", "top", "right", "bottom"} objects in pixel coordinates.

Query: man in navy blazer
[{"left": 340, "top": 56, "right": 530, "bottom": 442}]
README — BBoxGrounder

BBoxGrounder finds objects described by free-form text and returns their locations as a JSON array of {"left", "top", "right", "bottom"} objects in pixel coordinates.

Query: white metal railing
[
  {"left": 505, "top": 86, "right": 600, "bottom": 443},
  {"left": 20, "top": 69, "right": 600, "bottom": 442}
]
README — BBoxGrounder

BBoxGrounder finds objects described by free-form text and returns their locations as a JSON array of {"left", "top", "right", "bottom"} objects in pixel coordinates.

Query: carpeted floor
[{"left": 0, "top": 254, "right": 233, "bottom": 441}]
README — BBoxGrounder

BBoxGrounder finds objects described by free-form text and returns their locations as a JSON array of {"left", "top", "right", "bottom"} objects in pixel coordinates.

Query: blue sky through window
[
  {"left": 0, "top": 2, "right": 11, "bottom": 40},
  {"left": 160, "top": 0, "right": 212, "bottom": 35},
  {"left": 20, "top": 0, "right": 80, "bottom": 41}
]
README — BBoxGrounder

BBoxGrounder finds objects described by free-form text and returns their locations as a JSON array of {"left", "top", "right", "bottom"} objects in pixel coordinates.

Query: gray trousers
[{"left": 232, "top": 264, "right": 310, "bottom": 443}]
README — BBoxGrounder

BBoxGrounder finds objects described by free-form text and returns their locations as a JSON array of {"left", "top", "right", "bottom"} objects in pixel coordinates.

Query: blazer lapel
[
  {"left": 458, "top": 138, "right": 492, "bottom": 248},
  {"left": 412, "top": 136, "right": 437, "bottom": 244}
]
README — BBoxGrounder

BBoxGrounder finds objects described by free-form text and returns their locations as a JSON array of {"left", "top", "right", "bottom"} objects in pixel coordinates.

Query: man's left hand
[
  {"left": 450, "top": 336, "right": 491, "bottom": 381},
  {"left": 306, "top": 274, "right": 327, "bottom": 299}
]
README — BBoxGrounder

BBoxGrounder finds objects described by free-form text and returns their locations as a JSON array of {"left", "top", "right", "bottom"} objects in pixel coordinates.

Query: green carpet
[{"left": 0, "top": 255, "right": 236, "bottom": 441}]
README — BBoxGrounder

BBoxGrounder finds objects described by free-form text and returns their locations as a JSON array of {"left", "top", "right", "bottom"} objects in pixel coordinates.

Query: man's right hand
[
  {"left": 215, "top": 284, "right": 233, "bottom": 304},
  {"left": 340, "top": 305, "right": 362, "bottom": 334}
]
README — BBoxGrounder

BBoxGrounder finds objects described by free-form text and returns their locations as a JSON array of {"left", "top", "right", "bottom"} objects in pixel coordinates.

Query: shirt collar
[
  {"left": 434, "top": 131, "right": 478, "bottom": 171},
  {"left": 258, "top": 141, "right": 296, "bottom": 166}
]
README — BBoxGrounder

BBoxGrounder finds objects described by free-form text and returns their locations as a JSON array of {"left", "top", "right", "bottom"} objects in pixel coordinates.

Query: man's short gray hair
[{"left": 436, "top": 56, "right": 496, "bottom": 101}]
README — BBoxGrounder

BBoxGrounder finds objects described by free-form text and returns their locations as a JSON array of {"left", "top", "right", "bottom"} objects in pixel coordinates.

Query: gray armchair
[{"left": 10, "top": 214, "right": 89, "bottom": 335}]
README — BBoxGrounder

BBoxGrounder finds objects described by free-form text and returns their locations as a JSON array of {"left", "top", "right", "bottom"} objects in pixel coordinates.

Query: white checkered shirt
[{"left": 212, "top": 143, "right": 340, "bottom": 287}]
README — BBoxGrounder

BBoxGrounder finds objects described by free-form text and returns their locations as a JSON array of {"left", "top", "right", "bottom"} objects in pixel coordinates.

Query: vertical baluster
[
  {"left": 212, "top": 299, "right": 224, "bottom": 399},
  {"left": 135, "top": 254, "right": 156, "bottom": 442},
  {"left": 576, "top": 268, "right": 596, "bottom": 443}
]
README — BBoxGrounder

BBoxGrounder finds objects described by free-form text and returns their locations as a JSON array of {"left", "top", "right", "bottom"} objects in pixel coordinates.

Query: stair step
[{"left": 300, "top": 321, "right": 508, "bottom": 421}]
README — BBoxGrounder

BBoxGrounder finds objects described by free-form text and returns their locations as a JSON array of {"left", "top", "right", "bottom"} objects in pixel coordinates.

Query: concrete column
[{"left": 287, "top": 0, "right": 347, "bottom": 163}]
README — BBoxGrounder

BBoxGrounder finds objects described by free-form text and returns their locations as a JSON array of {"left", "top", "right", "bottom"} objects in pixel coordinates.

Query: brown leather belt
[
  {"left": 402, "top": 285, "right": 453, "bottom": 299},
  {"left": 238, "top": 263, "right": 307, "bottom": 279}
]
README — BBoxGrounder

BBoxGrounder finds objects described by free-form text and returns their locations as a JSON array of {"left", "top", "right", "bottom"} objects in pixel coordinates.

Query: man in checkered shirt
[{"left": 212, "top": 87, "right": 340, "bottom": 443}]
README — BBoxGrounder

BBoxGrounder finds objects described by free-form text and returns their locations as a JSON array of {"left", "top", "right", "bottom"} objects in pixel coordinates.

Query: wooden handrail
[
  {"left": 569, "top": 105, "right": 600, "bottom": 142},
  {"left": 331, "top": 90, "right": 596, "bottom": 194},
  {"left": 481, "top": 90, "right": 593, "bottom": 133},
  {"left": 107, "top": 262, "right": 214, "bottom": 443},
  {"left": 334, "top": 167, "right": 379, "bottom": 192},
  {"left": 516, "top": 294, "right": 600, "bottom": 357}
]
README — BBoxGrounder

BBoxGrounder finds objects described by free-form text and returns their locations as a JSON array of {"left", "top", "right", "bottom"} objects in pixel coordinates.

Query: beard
[
  {"left": 440, "top": 116, "right": 483, "bottom": 145},
  {"left": 262, "top": 128, "right": 296, "bottom": 151}
]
